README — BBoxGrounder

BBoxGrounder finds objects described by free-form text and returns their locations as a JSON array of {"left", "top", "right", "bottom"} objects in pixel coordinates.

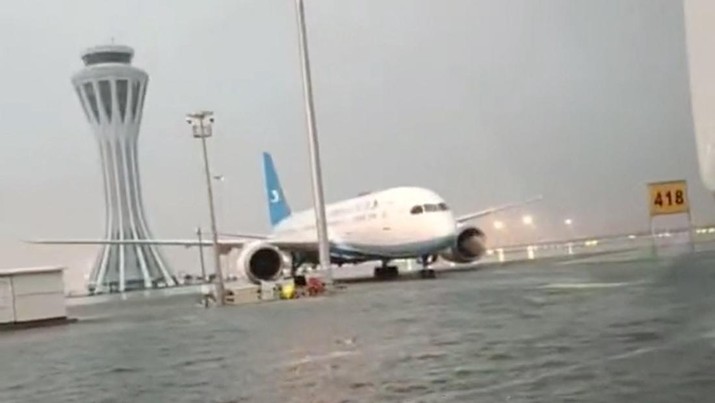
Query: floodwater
[{"left": 2, "top": 248, "right": 715, "bottom": 402}]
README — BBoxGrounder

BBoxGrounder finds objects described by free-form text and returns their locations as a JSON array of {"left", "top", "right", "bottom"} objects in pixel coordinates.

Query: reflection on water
[{"left": 2, "top": 247, "right": 715, "bottom": 402}]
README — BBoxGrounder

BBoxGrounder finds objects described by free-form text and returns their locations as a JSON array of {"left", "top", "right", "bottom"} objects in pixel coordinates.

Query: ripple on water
[
  {"left": 382, "top": 381, "right": 430, "bottom": 394},
  {"left": 349, "top": 381, "right": 374, "bottom": 390},
  {"left": 430, "top": 337, "right": 462, "bottom": 348},
  {"left": 486, "top": 351, "right": 514, "bottom": 361},
  {"left": 173, "top": 355, "right": 226, "bottom": 369},
  {"left": 104, "top": 366, "right": 138, "bottom": 374},
  {"left": 410, "top": 350, "right": 448, "bottom": 362},
  {"left": 620, "top": 331, "right": 662, "bottom": 344}
]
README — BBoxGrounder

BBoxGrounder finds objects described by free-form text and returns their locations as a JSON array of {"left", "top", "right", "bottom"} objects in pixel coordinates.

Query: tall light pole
[
  {"left": 186, "top": 111, "right": 225, "bottom": 305},
  {"left": 564, "top": 218, "right": 574, "bottom": 238},
  {"left": 522, "top": 214, "right": 535, "bottom": 245},
  {"left": 564, "top": 218, "right": 574, "bottom": 255},
  {"left": 294, "top": 0, "right": 333, "bottom": 288},
  {"left": 492, "top": 220, "right": 506, "bottom": 262},
  {"left": 196, "top": 225, "right": 209, "bottom": 308},
  {"left": 196, "top": 226, "right": 207, "bottom": 281},
  {"left": 213, "top": 174, "right": 225, "bottom": 232},
  {"left": 493, "top": 220, "right": 505, "bottom": 247}
]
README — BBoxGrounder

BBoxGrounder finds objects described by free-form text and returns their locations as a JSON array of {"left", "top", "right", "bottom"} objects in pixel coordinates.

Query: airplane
[{"left": 27, "top": 152, "right": 541, "bottom": 284}]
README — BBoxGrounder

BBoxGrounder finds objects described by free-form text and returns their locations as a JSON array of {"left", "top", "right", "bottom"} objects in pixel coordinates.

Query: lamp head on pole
[{"left": 186, "top": 111, "right": 215, "bottom": 138}]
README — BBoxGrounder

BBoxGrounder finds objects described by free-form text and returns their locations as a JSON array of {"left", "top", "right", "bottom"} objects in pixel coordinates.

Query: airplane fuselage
[{"left": 271, "top": 186, "right": 458, "bottom": 261}]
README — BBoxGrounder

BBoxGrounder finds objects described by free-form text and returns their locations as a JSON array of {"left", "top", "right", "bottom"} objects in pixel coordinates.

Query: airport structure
[
  {"left": 683, "top": 0, "right": 715, "bottom": 193},
  {"left": 71, "top": 44, "right": 177, "bottom": 293}
]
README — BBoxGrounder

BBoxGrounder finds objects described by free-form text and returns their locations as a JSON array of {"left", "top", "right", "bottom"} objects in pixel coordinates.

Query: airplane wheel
[
  {"left": 387, "top": 266, "right": 398, "bottom": 277},
  {"left": 419, "top": 269, "right": 436, "bottom": 279},
  {"left": 294, "top": 275, "right": 307, "bottom": 287},
  {"left": 374, "top": 266, "right": 399, "bottom": 280}
]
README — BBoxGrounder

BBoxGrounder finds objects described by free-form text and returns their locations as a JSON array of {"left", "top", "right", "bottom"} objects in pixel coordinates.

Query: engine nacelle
[
  {"left": 439, "top": 226, "right": 486, "bottom": 264},
  {"left": 236, "top": 241, "right": 287, "bottom": 284}
]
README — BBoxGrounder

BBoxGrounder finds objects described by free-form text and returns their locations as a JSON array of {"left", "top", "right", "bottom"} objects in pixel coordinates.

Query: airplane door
[{"left": 378, "top": 200, "right": 393, "bottom": 237}]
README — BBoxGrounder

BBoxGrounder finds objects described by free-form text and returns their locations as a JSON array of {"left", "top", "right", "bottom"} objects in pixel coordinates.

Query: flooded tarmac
[{"left": 2, "top": 248, "right": 715, "bottom": 402}]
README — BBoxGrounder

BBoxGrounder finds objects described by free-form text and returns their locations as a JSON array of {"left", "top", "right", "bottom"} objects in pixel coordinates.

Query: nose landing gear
[{"left": 417, "top": 254, "right": 437, "bottom": 279}]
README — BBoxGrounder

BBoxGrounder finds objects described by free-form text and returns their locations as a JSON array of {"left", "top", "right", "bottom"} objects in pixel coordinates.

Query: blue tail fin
[{"left": 262, "top": 152, "right": 291, "bottom": 227}]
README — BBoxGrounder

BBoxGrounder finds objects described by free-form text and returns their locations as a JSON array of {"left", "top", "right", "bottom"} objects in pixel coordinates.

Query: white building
[
  {"left": 0, "top": 266, "right": 69, "bottom": 327},
  {"left": 71, "top": 44, "right": 176, "bottom": 294}
]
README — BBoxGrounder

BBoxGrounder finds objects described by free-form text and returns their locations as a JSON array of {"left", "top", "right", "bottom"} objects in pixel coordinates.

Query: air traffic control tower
[{"left": 71, "top": 44, "right": 177, "bottom": 294}]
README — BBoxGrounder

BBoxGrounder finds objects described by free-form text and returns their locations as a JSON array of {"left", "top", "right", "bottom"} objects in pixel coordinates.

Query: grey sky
[{"left": 0, "top": 0, "right": 710, "bottom": 291}]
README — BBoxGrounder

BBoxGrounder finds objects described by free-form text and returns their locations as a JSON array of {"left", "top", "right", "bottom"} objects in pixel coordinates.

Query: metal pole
[
  {"left": 196, "top": 226, "right": 207, "bottom": 281},
  {"left": 199, "top": 124, "right": 225, "bottom": 305},
  {"left": 650, "top": 219, "right": 658, "bottom": 259},
  {"left": 196, "top": 226, "right": 209, "bottom": 308},
  {"left": 295, "top": 0, "right": 333, "bottom": 288},
  {"left": 214, "top": 175, "right": 225, "bottom": 232},
  {"left": 688, "top": 210, "right": 696, "bottom": 253}
]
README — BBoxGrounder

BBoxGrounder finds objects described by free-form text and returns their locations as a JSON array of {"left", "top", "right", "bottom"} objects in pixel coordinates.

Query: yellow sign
[{"left": 647, "top": 180, "right": 690, "bottom": 216}]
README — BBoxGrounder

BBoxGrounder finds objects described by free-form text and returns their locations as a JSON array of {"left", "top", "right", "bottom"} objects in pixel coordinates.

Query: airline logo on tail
[{"left": 270, "top": 189, "right": 281, "bottom": 203}]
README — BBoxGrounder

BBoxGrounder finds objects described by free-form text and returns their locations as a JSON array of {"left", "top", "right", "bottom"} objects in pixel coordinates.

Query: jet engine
[
  {"left": 236, "top": 241, "right": 288, "bottom": 284},
  {"left": 439, "top": 226, "right": 486, "bottom": 263}
]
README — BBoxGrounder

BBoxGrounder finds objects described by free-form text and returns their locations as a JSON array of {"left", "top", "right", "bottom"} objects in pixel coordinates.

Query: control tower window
[
  {"left": 130, "top": 81, "right": 141, "bottom": 121},
  {"left": 74, "top": 86, "right": 92, "bottom": 123},
  {"left": 82, "top": 52, "right": 131, "bottom": 66},
  {"left": 410, "top": 205, "right": 423, "bottom": 215},
  {"left": 116, "top": 80, "right": 128, "bottom": 122},
  {"left": 98, "top": 80, "right": 113, "bottom": 123},
  {"left": 82, "top": 82, "right": 101, "bottom": 123}
]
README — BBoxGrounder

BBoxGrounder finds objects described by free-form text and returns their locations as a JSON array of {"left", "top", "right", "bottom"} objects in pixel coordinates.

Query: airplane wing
[
  {"left": 456, "top": 195, "right": 543, "bottom": 224},
  {"left": 25, "top": 237, "right": 318, "bottom": 253}
]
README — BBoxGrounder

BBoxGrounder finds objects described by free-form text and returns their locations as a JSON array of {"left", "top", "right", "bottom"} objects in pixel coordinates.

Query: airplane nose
[{"left": 435, "top": 214, "right": 457, "bottom": 239}]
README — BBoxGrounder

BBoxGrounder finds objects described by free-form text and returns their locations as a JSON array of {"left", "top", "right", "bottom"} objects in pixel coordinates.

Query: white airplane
[{"left": 28, "top": 152, "right": 541, "bottom": 283}]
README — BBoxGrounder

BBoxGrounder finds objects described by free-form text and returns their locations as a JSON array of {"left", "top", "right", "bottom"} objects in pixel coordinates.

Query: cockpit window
[
  {"left": 424, "top": 204, "right": 439, "bottom": 212},
  {"left": 413, "top": 203, "right": 448, "bottom": 214}
]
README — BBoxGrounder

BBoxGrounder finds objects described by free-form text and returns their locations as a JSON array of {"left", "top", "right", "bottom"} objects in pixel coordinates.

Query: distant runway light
[
  {"left": 522, "top": 215, "right": 534, "bottom": 226},
  {"left": 493, "top": 220, "right": 505, "bottom": 230}
]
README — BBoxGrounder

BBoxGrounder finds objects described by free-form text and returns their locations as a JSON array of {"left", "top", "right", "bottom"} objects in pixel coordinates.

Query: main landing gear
[
  {"left": 374, "top": 261, "right": 399, "bottom": 280},
  {"left": 290, "top": 253, "right": 308, "bottom": 287},
  {"left": 418, "top": 255, "right": 437, "bottom": 279}
]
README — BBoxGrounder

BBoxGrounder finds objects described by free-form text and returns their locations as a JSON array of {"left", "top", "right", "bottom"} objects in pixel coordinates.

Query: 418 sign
[
  {"left": 654, "top": 189, "right": 685, "bottom": 207},
  {"left": 647, "top": 180, "right": 689, "bottom": 216}
]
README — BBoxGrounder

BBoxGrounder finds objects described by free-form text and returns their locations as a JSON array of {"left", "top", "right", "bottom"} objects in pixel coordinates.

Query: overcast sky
[{"left": 0, "top": 0, "right": 710, "bottom": 291}]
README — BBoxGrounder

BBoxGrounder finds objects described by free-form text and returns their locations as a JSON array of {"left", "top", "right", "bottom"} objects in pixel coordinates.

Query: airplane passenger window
[{"left": 410, "top": 205, "right": 423, "bottom": 214}]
